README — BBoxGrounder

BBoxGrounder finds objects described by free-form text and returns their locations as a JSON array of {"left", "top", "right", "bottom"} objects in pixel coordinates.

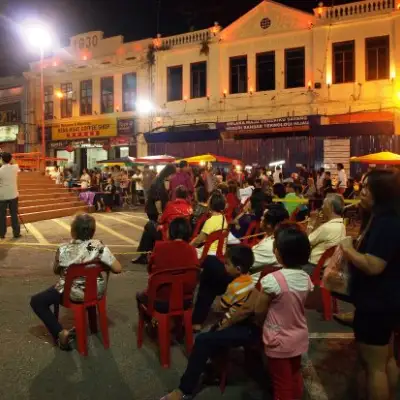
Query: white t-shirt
[
  {"left": 338, "top": 169, "right": 347, "bottom": 188},
  {"left": 251, "top": 236, "right": 277, "bottom": 269},
  {"left": 0, "top": 164, "right": 19, "bottom": 200},
  {"left": 308, "top": 218, "right": 346, "bottom": 264},
  {"left": 261, "top": 268, "right": 314, "bottom": 295},
  {"left": 239, "top": 186, "right": 254, "bottom": 203},
  {"left": 133, "top": 173, "right": 143, "bottom": 191},
  {"left": 273, "top": 170, "right": 282, "bottom": 184}
]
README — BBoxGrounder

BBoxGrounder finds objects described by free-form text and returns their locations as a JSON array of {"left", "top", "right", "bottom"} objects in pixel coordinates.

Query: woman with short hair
[{"left": 30, "top": 214, "right": 122, "bottom": 351}]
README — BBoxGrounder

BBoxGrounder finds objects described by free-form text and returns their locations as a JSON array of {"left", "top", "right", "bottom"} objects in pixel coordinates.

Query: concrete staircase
[{"left": 6, "top": 172, "right": 89, "bottom": 225}]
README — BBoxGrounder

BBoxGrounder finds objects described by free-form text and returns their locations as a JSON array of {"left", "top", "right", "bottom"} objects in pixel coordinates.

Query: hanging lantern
[
  {"left": 66, "top": 144, "right": 74, "bottom": 153},
  {"left": 102, "top": 143, "right": 110, "bottom": 151}
]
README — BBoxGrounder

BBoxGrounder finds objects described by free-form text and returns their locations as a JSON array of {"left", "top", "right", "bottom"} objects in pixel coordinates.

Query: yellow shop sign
[{"left": 52, "top": 119, "right": 116, "bottom": 140}]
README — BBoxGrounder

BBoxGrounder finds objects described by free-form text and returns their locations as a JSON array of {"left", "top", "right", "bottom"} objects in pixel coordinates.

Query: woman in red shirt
[{"left": 136, "top": 218, "right": 199, "bottom": 312}]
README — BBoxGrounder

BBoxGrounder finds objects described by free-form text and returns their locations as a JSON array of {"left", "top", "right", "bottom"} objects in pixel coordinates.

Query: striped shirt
[{"left": 221, "top": 274, "right": 255, "bottom": 320}]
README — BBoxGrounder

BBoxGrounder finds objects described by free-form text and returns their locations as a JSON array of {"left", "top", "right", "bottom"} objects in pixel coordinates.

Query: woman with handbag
[{"left": 340, "top": 169, "right": 400, "bottom": 400}]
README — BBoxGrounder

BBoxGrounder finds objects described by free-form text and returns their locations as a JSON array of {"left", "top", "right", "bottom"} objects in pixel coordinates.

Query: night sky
[{"left": 0, "top": 0, "right": 355, "bottom": 76}]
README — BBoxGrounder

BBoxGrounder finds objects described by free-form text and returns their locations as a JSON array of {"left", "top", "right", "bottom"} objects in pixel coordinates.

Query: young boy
[{"left": 161, "top": 245, "right": 257, "bottom": 400}]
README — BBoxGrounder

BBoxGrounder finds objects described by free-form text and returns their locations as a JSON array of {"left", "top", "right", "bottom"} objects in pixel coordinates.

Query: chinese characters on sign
[{"left": 51, "top": 119, "right": 117, "bottom": 140}]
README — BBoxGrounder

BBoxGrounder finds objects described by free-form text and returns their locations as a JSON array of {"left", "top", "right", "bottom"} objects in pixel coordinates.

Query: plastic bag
[{"left": 322, "top": 245, "right": 351, "bottom": 295}]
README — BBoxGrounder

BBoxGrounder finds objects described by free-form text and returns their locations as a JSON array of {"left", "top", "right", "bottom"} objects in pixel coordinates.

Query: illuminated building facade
[{"left": 148, "top": 0, "right": 400, "bottom": 176}]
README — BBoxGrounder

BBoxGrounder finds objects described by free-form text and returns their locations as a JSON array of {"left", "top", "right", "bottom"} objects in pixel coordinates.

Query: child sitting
[
  {"left": 161, "top": 245, "right": 256, "bottom": 400},
  {"left": 223, "top": 222, "right": 313, "bottom": 400}
]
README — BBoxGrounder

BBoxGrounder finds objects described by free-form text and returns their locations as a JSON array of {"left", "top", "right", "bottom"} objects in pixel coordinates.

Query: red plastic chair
[
  {"left": 311, "top": 246, "right": 339, "bottom": 321},
  {"left": 199, "top": 230, "right": 229, "bottom": 265},
  {"left": 255, "top": 264, "right": 282, "bottom": 290},
  {"left": 242, "top": 220, "right": 261, "bottom": 246},
  {"left": 55, "top": 263, "right": 110, "bottom": 356},
  {"left": 191, "top": 213, "right": 210, "bottom": 241},
  {"left": 137, "top": 267, "right": 200, "bottom": 368}
]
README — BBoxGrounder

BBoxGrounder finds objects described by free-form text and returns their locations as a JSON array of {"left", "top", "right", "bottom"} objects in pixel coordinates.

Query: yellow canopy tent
[
  {"left": 350, "top": 151, "right": 400, "bottom": 165},
  {"left": 178, "top": 153, "right": 242, "bottom": 165}
]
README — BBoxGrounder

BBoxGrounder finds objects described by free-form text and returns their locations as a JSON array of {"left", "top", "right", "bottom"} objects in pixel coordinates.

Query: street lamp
[{"left": 21, "top": 21, "right": 53, "bottom": 168}]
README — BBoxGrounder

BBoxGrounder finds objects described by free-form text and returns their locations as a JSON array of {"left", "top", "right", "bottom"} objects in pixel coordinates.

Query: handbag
[
  {"left": 322, "top": 245, "right": 351, "bottom": 295},
  {"left": 322, "top": 216, "right": 373, "bottom": 295}
]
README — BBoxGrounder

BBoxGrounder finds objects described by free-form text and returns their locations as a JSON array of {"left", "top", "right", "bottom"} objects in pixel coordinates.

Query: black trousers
[
  {"left": 0, "top": 197, "right": 20, "bottom": 238},
  {"left": 192, "top": 256, "right": 233, "bottom": 325},
  {"left": 30, "top": 286, "right": 63, "bottom": 341},
  {"left": 137, "top": 219, "right": 161, "bottom": 253},
  {"left": 179, "top": 323, "right": 261, "bottom": 395}
]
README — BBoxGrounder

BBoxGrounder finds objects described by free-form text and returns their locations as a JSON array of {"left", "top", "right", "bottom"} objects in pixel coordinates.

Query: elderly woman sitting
[
  {"left": 30, "top": 214, "right": 122, "bottom": 351},
  {"left": 303, "top": 193, "right": 346, "bottom": 275}
]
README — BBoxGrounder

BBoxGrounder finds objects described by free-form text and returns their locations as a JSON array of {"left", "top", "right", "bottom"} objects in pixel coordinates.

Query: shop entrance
[{"left": 87, "top": 147, "right": 108, "bottom": 170}]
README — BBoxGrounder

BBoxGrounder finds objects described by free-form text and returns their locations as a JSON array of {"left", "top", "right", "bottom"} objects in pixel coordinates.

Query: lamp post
[{"left": 21, "top": 21, "right": 52, "bottom": 169}]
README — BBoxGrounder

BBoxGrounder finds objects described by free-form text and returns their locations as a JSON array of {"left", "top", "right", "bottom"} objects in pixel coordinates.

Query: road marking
[
  {"left": 52, "top": 218, "right": 71, "bottom": 232},
  {"left": 53, "top": 217, "right": 138, "bottom": 246},
  {"left": 25, "top": 223, "right": 50, "bottom": 245},
  {"left": 95, "top": 220, "right": 138, "bottom": 246},
  {"left": 116, "top": 212, "right": 148, "bottom": 222},
  {"left": 97, "top": 213, "right": 145, "bottom": 231},
  {"left": 309, "top": 332, "right": 354, "bottom": 339}
]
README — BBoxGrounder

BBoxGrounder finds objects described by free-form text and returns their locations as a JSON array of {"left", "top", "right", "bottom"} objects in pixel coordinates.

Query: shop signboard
[
  {"left": 217, "top": 116, "right": 310, "bottom": 135},
  {"left": 110, "top": 136, "right": 136, "bottom": 147},
  {"left": 117, "top": 118, "right": 135, "bottom": 136},
  {"left": 51, "top": 118, "right": 117, "bottom": 140},
  {"left": 49, "top": 138, "right": 109, "bottom": 149},
  {"left": 0, "top": 125, "right": 19, "bottom": 142}
]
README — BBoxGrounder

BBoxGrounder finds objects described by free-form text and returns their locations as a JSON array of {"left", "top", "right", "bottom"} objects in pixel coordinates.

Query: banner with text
[
  {"left": 117, "top": 118, "right": 135, "bottom": 136},
  {"left": 51, "top": 119, "right": 117, "bottom": 140},
  {"left": 49, "top": 138, "right": 109, "bottom": 149},
  {"left": 217, "top": 116, "right": 310, "bottom": 135}
]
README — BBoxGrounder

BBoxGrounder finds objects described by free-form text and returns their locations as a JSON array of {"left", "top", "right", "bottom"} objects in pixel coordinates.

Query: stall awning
[
  {"left": 312, "top": 121, "right": 394, "bottom": 137},
  {"left": 144, "top": 124, "right": 220, "bottom": 144},
  {"left": 350, "top": 151, "right": 400, "bottom": 165}
]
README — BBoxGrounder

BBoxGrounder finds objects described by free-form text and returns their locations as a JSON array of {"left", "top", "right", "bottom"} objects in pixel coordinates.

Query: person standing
[
  {"left": 142, "top": 165, "right": 156, "bottom": 203},
  {"left": 132, "top": 168, "right": 144, "bottom": 205},
  {"left": 0, "top": 152, "right": 21, "bottom": 239},
  {"left": 273, "top": 166, "right": 283, "bottom": 184},
  {"left": 337, "top": 163, "right": 347, "bottom": 194},
  {"left": 170, "top": 161, "right": 194, "bottom": 200}
]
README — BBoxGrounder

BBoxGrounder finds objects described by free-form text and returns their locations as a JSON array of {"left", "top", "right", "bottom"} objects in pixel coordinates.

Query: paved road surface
[{"left": 0, "top": 210, "right": 391, "bottom": 400}]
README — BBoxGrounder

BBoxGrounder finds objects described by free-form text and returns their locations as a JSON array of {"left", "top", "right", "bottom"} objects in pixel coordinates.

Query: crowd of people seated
[{"left": 32, "top": 160, "right": 400, "bottom": 400}]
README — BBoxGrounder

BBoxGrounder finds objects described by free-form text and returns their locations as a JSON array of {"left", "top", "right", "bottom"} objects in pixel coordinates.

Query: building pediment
[{"left": 221, "top": 0, "right": 314, "bottom": 41}]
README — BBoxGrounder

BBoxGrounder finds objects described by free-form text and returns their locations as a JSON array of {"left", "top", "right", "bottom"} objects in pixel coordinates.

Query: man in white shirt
[
  {"left": 336, "top": 163, "right": 347, "bottom": 195},
  {"left": 0, "top": 153, "right": 20, "bottom": 239},
  {"left": 273, "top": 166, "right": 283, "bottom": 184},
  {"left": 251, "top": 205, "right": 289, "bottom": 283},
  {"left": 303, "top": 193, "right": 346, "bottom": 275},
  {"left": 132, "top": 168, "right": 144, "bottom": 205}
]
